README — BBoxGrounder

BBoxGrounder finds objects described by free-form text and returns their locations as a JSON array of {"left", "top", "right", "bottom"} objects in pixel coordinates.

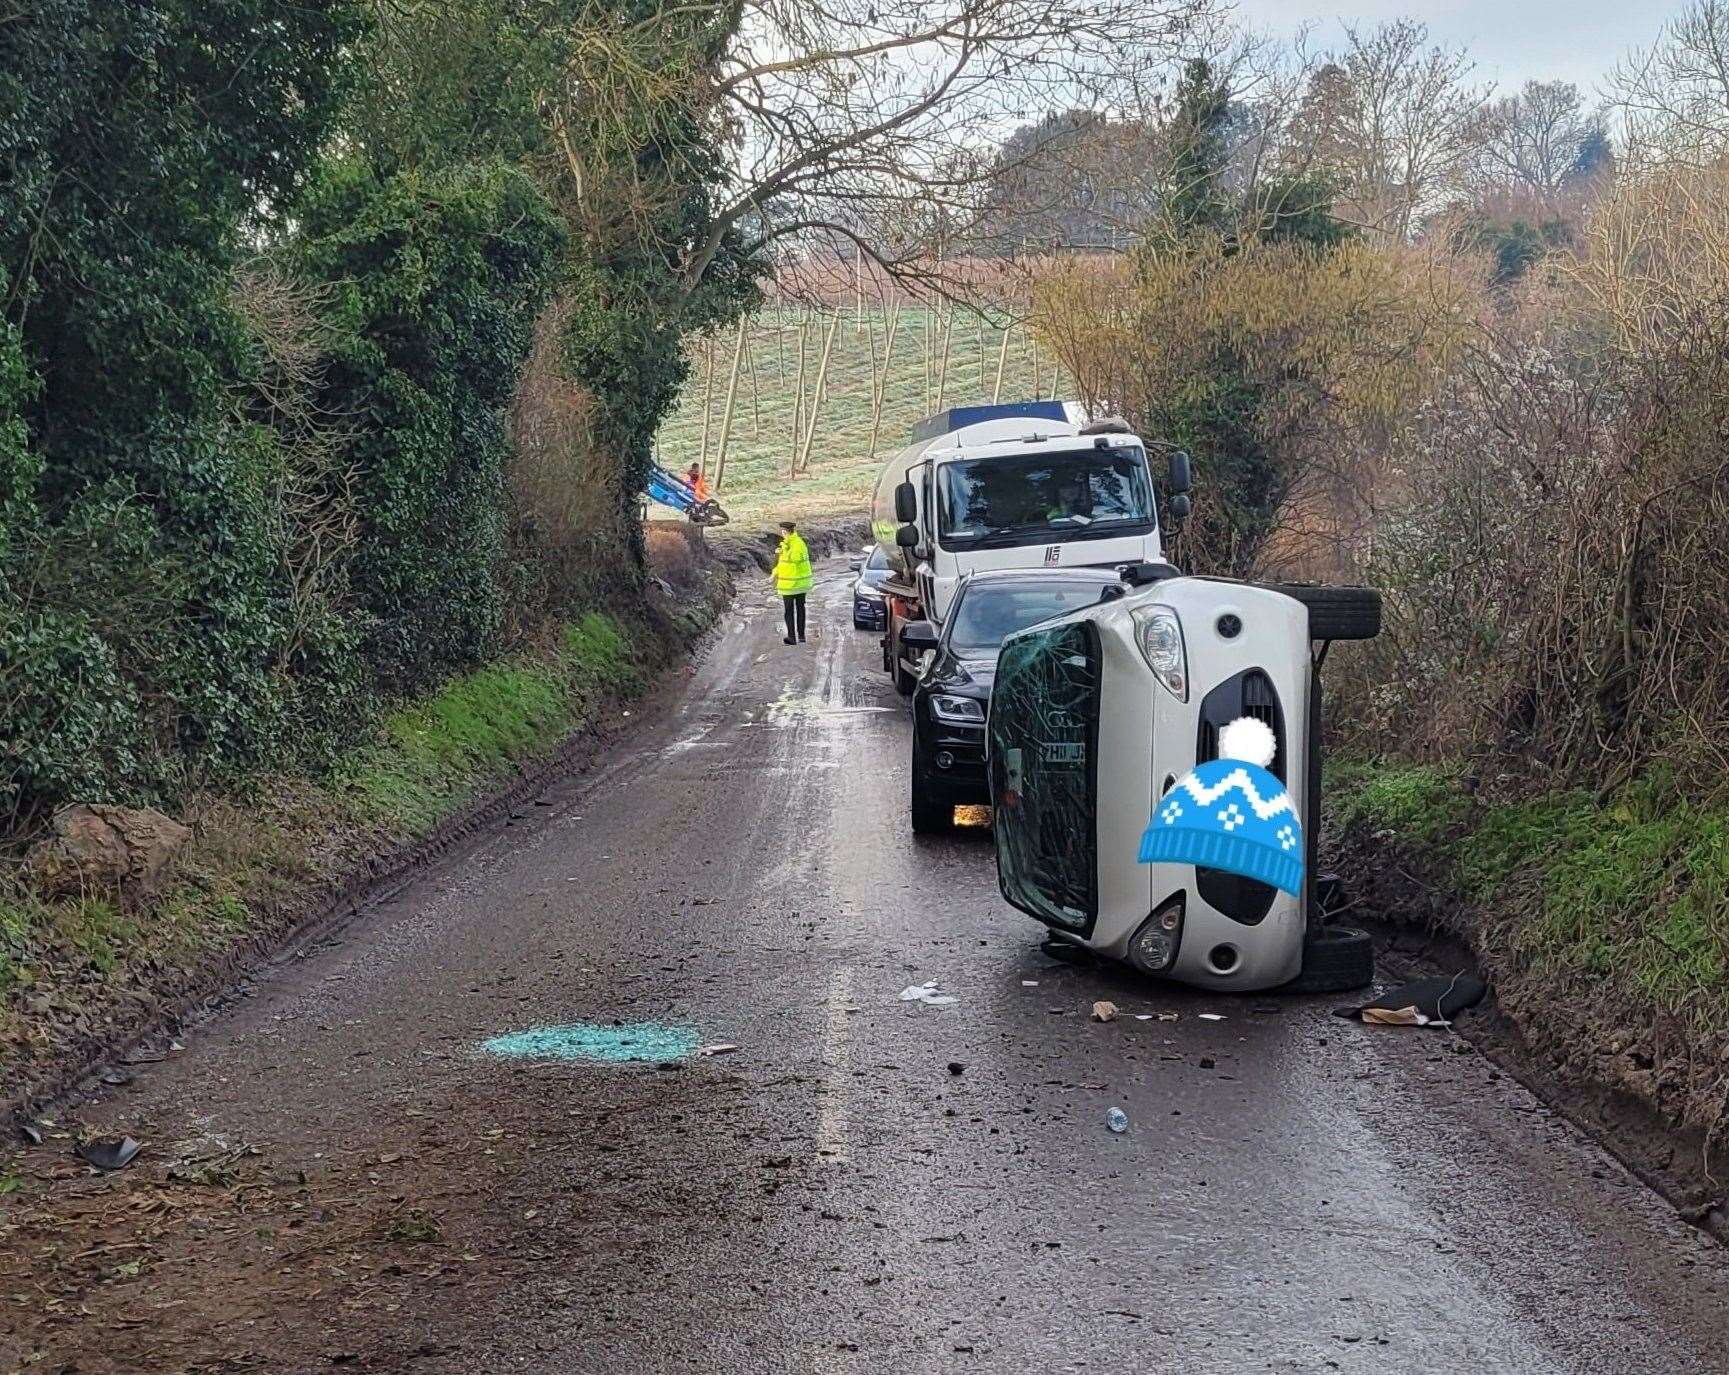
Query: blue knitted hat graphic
[{"left": 1137, "top": 717, "right": 1303, "bottom": 896}]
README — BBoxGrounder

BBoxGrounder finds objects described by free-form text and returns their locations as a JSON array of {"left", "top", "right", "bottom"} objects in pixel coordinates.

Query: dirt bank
[{"left": 1331, "top": 825, "right": 1729, "bottom": 1241}]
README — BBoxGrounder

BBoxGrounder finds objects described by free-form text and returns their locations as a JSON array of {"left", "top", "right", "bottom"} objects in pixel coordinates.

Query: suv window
[{"left": 947, "top": 581, "right": 1108, "bottom": 656}]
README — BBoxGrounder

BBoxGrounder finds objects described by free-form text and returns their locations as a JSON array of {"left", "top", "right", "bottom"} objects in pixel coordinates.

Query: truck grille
[{"left": 1194, "top": 669, "right": 1284, "bottom": 926}]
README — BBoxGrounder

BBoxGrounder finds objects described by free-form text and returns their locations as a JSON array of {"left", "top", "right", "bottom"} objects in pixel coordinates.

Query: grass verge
[{"left": 1327, "top": 757, "right": 1729, "bottom": 1124}]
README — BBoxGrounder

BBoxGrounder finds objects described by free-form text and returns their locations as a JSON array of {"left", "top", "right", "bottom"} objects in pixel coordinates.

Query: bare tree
[
  {"left": 1309, "top": 21, "right": 1488, "bottom": 240},
  {"left": 1610, "top": 0, "right": 1729, "bottom": 164},
  {"left": 555, "top": 0, "right": 1213, "bottom": 306},
  {"left": 1473, "top": 80, "right": 1603, "bottom": 202}
]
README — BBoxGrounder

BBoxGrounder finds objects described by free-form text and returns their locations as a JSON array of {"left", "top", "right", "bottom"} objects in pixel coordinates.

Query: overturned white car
[{"left": 987, "top": 565, "right": 1380, "bottom": 993}]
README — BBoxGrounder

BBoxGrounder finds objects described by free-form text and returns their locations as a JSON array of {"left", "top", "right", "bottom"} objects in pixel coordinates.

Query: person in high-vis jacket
[{"left": 772, "top": 520, "right": 813, "bottom": 645}]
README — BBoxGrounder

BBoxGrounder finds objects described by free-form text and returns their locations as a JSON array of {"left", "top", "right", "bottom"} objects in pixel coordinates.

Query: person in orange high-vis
[{"left": 686, "top": 463, "right": 710, "bottom": 504}]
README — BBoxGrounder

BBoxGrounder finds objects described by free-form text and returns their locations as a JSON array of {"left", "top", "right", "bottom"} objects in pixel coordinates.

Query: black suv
[{"left": 906, "top": 567, "right": 1123, "bottom": 834}]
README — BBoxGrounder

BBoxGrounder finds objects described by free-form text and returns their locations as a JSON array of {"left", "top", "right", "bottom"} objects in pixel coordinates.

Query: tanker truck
[{"left": 869, "top": 401, "right": 1191, "bottom": 693}]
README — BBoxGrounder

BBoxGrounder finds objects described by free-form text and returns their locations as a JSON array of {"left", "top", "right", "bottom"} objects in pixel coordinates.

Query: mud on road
[{"left": 4, "top": 560, "right": 1729, "bottom": 1374}]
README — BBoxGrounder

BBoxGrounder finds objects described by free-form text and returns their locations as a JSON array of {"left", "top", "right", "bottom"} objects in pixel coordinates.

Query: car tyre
[
  {"left": 1282, "top": 924, "right": 1374, "bottom": 994},
  {"left": 1274, "top": 584, "right": 1382, "bottom": 641},
  {"left": 910, "top": 768, "right": 953, "bottom": 835}
]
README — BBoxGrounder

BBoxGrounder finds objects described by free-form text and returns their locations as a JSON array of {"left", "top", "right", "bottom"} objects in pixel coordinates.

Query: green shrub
[
  {"left": 1329, "top": 759, "right": 1469, "bottom": 849},
  {"left": 294, "top": 160, "right": 565, "bottom": 695},
  {"left": 0, "top": 0, "right": 366, "bottom": 816}
]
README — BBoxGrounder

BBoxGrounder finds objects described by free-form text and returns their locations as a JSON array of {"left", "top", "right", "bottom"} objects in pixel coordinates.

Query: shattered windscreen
[{"left": 989, "top": 620, "right": 1100, "bottom": 932}]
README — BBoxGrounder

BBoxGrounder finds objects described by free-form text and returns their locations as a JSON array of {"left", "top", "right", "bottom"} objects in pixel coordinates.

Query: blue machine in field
[{"left": 644, "top": 462, "right": 729, "bottom": 525}]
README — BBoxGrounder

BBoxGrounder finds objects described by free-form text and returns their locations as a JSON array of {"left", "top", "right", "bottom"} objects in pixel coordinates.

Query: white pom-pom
[{"left": 1218, "top": 716, "right": 1276, "bottom": 769}]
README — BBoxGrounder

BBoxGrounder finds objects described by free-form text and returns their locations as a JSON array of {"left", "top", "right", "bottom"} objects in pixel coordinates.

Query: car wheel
[
  {"left": 910, "top": 767, "right": 953, "bottom": 835},
  {"left": 1273, "top": 584, "right": 1382, "bottom": 641},
  {"left": 1281, "top": 925, "right": 1374, "bottom": 994}
]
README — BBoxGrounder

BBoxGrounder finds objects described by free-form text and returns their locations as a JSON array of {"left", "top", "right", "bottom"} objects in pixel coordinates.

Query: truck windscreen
[{"left": 936, "top": 447, "right": 1154, "bottom": 549}]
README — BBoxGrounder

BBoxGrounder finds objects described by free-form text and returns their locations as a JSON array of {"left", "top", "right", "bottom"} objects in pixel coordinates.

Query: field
[{"left": 652, "top": 306, "right": 1066, "bottom": 526}]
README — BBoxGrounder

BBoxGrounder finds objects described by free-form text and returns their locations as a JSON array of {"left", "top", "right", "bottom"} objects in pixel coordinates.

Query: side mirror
[
  {"left": 894, "top": 481, "right": 917, "bottom": 524},
  {"left": 848, "top": 556, "right": 863, "bottom": 572},
  {"left": 1168, "top": 450, "right": 1192, "bottom": 496},
  {"left": 1169, "top": 493, "right": 1191, "bottom": 523},
  {"left": 895, "top": 523, "right": 919, "bottom": 548},
  {"left": 900, "top": 620, "right": 940, "bottom": 654}
]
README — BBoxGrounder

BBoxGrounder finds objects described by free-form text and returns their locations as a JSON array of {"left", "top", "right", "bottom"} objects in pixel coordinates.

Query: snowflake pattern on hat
[{"left": 1138, "top": 717, "right": 1304, "bottom": 897}]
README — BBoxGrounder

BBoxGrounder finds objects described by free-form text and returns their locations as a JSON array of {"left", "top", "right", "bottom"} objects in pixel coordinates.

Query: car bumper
[
  {"left": 917, "top": 715, "right": 989, "bottom": 801},
  {"left": 853, "top": 596, "right": 887, "bottom": 630}
]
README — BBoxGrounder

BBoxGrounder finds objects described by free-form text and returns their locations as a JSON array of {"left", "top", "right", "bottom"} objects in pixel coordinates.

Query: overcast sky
[{"left": 1229, "top": 1, "right": 1681, "bottom": 95}]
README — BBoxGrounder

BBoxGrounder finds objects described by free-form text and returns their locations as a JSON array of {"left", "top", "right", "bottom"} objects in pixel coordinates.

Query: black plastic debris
[
  {"left": 77, "top": 1135, "right": 143, "bottom": 1171},
  {"left": 1335, "top": 973, "right": 1487, "bottom": 1026}
]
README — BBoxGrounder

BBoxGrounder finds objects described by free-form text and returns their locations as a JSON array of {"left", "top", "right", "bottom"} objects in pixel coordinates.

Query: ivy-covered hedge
[
  {"left": 0, "top": 0, "right": 367, "bottom": 817},
  {"left": 0, "top": 0, "right": 746, "bottom": 828},
  {"left": 295, "top": 161, "right": 565, "bottom": 695}
]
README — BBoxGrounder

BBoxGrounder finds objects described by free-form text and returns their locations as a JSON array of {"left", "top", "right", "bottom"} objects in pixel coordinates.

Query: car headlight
[
  {"left": 1130, "top": 604, "right": 1187, "bottom": 701},
  {"left": 854, "top": 584, "right": 884, "bottom": 600},
  {"left": 930, "top": 694, "right": 985, "bottom": 724},
  {"left": 1128, "top": 895, "right": 1184, "bottom": 972}
]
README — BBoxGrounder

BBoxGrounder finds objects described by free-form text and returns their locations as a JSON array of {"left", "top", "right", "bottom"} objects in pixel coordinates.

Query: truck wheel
[
  {"left": 894, "top": 659, "right": 916, "bottom": 696},
  {"left": 910, "top": 771, "right": 953, "bottom": 835},
  {"left": 1275, "top": 584, "right": 1382, "bottom": 641},
  {"left": 1282, "top": 925, "right": 1374, "bottom": 995}
]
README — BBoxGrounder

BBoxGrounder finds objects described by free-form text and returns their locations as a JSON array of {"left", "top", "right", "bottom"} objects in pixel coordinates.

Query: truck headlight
[
  {"left": 1130, "top": 605, "right": 1188, "bottom": 701},
  {"left": 930, "top": 694, "right": 985, "bottom": 724}
]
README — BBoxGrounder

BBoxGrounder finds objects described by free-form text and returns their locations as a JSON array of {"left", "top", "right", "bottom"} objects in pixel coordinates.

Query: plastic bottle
[{"left": 1105, "top": 1107, "right": 1128, "bottom": 1134}]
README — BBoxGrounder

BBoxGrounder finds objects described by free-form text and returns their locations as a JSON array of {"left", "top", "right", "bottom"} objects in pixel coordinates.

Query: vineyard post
[{"left": 713, "top": 317, "right": 747, "bottom": 491}]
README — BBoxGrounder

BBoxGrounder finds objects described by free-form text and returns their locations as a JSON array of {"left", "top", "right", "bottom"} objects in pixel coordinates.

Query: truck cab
[{"left": 871, "top": 402, "right": 1190, "bottom": 693}]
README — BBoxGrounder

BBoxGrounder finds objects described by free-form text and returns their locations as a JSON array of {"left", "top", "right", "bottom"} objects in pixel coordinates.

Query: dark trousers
[{"left": 782, "top": 593, "right": 807, "bottom": 641}]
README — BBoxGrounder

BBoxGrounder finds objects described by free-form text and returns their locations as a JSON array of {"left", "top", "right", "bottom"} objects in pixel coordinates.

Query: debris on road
[
  {"left": 1021, "top": 979, "right": 1039, "bottom": 987},
  {"left": 699, "top": 1042, "right": 740, "bottom": 1056},
  {"left": 1091, "top": 1001, "right": 1118, "bottom": 1022},
  {"left": 1105, "top": 1108, "right": 1129, "bottom": 1134},
  {"left": 77, "top": 1135, "right": 142, "bottom": 1171},
  {"left": 481, "top": 1022, "right": 703, "bottom": 1063},
  {"left": 1336, "top": 973, "right": 1487, "bottom": 1027},
  {"left": 1157, "top": 1011, "right": 1179, "bottom": 1022},
  {"left": 1198, "top": 1013, "right": 1226, "bottom": 1022},
  {"left": 948, "top": 1062, "right": 966, "bottom": 1075},
  {"left": 899, "top": 981, "right": 958, "bottom": 1007}
]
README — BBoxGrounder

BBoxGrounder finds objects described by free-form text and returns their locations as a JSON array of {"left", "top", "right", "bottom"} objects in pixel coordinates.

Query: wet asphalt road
[{"left": 62, "top": 557, "right": 1729, "bottom": 1373}]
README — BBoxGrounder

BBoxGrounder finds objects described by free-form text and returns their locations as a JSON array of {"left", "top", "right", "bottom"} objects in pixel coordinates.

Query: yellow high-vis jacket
[{"left": 773, "top": 532, "right": 813, "bottom": 596}]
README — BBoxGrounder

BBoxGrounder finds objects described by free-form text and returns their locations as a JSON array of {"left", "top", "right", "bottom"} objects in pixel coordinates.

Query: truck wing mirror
[
  {"left": 894, "top": 481, "right": 917, "bottom": 523},
  {"left": 1169, "top": 493, "right": 1191, "bottom": 523},
  {"left": 895, "top": 523, "right": 920, "bottom": 548},
  {"left": 1168, "top": 450, "right": 1192, "bottom": 496},
  {"left": 900, "top": 620, "right": 939, "bottom": 653}
]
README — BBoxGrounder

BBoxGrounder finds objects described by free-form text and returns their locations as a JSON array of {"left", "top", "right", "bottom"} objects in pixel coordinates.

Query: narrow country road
[{"left": 10, "top": 554, "right": 1729, "bottom": 1375}]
